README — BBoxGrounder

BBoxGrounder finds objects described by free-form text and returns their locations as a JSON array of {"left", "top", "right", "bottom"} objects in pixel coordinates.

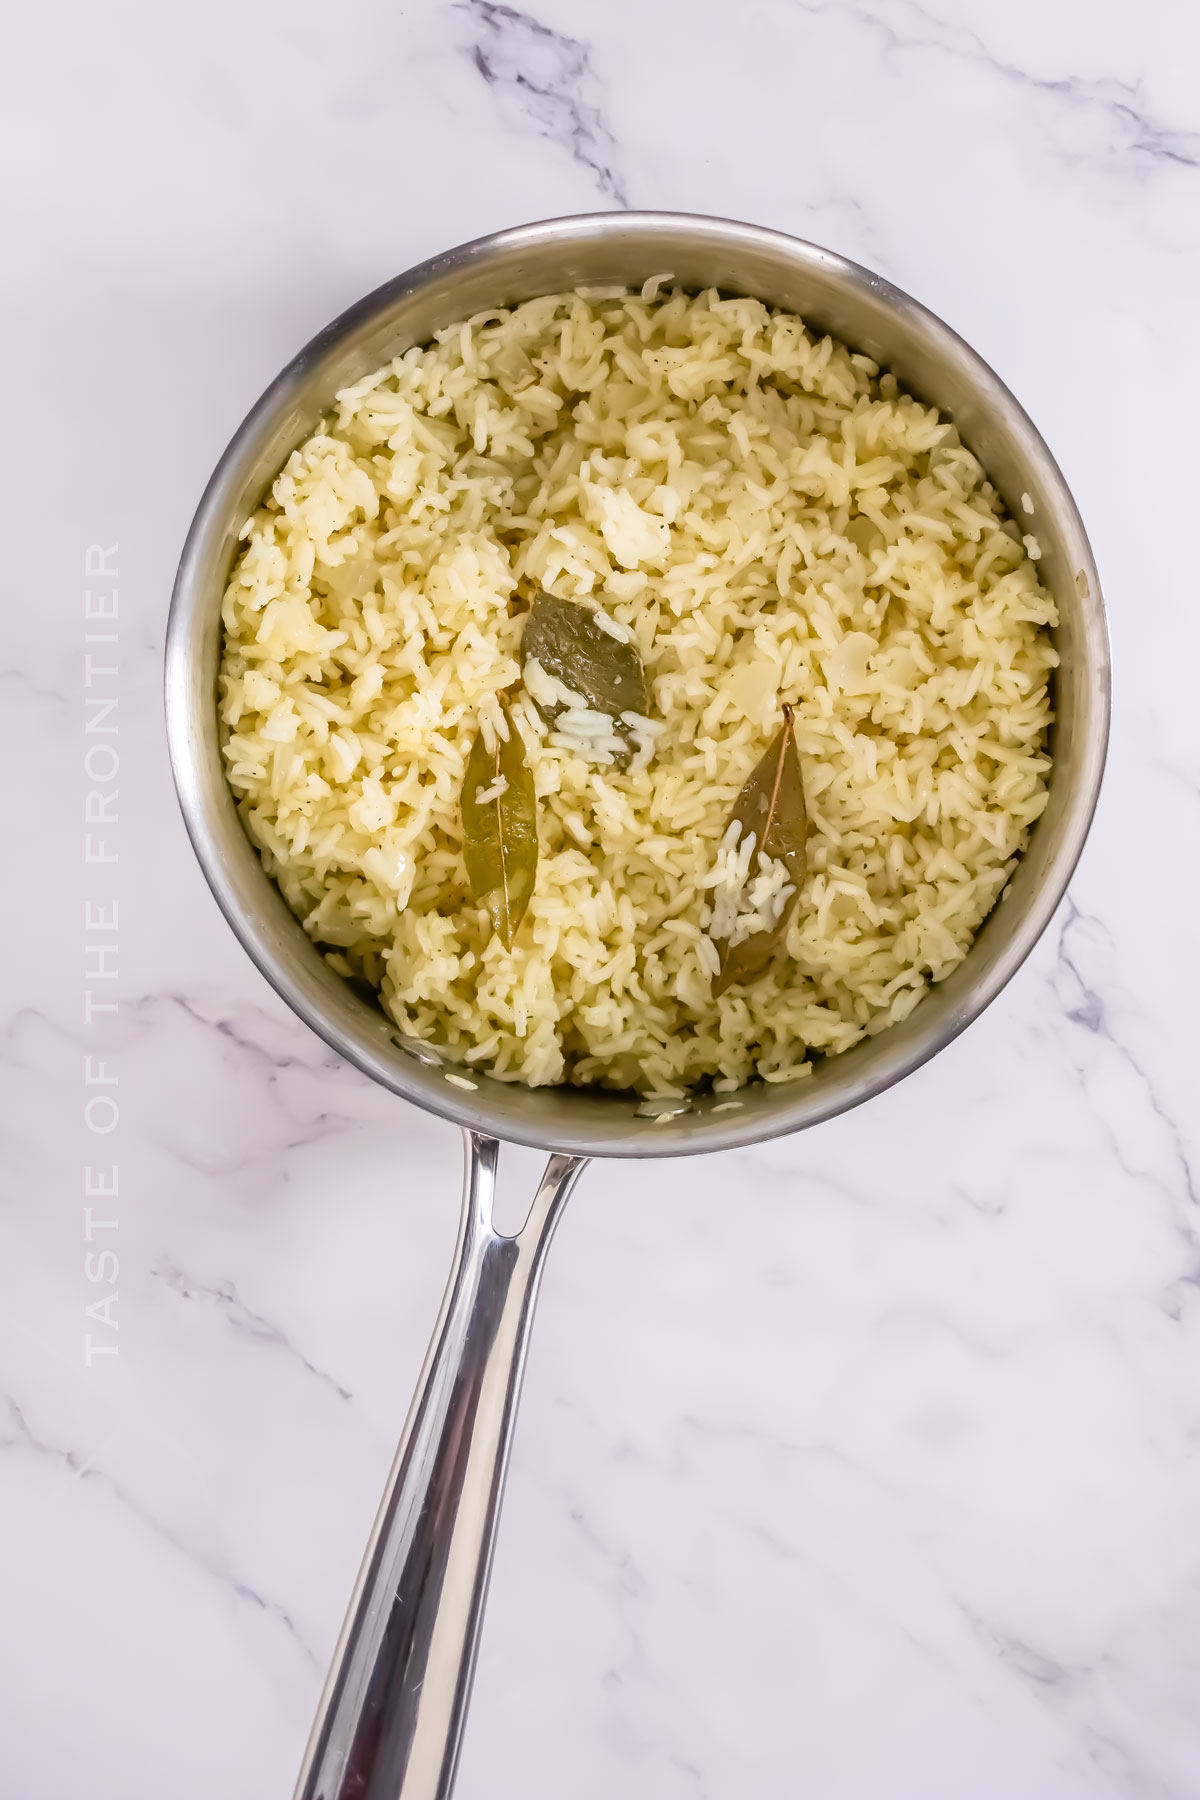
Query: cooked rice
[
  {"left": 218, "top": 284, "right": 1057, "bottom": 1097},
  {"left": 703, "top": 825, "right": 796, "bottom": 950}
]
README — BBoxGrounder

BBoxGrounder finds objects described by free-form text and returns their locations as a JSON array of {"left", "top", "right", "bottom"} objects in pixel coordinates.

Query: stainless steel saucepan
[{"left": 165, "top": 213, "right": 1109, "bottom": 1800}]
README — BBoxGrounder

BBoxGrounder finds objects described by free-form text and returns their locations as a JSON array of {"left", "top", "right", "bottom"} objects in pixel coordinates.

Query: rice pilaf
[{"left": 219, "top": 282, "right": 1057, "bottom": 1097}]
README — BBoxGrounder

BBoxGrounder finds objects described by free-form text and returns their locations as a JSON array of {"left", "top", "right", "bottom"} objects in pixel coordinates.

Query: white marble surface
[{"left": 5, "top": 1, "right": 1200, "bottom": 1794}]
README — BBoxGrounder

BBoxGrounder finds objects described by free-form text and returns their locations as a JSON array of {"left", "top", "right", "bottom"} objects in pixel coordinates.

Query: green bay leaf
[
  {"left": 521, "top": 591, "right": 649, "bottom": 753},
  {"left": 461, "top": 696, "right": 539, "bottom": 950}
]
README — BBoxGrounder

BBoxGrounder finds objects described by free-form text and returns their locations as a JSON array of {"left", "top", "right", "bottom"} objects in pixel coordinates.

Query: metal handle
[{"left": 294, "top": 1130, "right": 588, "bottom": 1800}]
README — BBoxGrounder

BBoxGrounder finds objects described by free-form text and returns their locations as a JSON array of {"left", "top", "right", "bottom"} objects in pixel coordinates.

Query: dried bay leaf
[
  {"left": 521, "top": 591, "right": 649, "bottom": 723},
  {"left": 712, "top": 704, "right": 808, "bottom": 997},
  {"left": 461, "top": 697, "right": 538, "bottom": 950}
]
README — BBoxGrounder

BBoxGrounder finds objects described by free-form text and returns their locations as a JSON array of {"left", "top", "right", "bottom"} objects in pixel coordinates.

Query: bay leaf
[
  {"left": 521, "top": 590, "right": 649, "bottom": 727},
  {"left": 712, "top": 704, "right": 807, "bottom": 997},
  {"left": 461, "top": 697, "right": 538, "bottom": 950}
]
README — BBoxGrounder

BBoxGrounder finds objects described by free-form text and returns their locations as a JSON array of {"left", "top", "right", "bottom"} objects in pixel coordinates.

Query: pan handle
[{"left": 294, "top": 1130, "right": 588, "bottom": 1800}]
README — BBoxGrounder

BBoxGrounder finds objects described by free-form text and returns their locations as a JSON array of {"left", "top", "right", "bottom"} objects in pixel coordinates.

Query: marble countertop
[{"left": 6, "top": 1, "right": 1200, "bottom": 1795}]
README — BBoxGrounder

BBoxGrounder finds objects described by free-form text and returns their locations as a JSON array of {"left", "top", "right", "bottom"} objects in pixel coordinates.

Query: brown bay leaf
[
  {"left": 712, "top": 704, "right": 808, "bottom": 997},
  {"left": 461, "top": 697, "right": 538, "bottom": 950}
]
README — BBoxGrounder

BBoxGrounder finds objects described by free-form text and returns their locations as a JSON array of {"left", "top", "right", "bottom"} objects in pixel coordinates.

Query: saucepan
[{"left": 164, "top": 213, "right": 1109, "bottom": 1800}]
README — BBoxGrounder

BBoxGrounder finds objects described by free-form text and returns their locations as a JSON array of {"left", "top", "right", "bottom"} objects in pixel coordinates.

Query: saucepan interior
[{"left": 165, "top": 212, "right": 1109, "bottom": 1159}]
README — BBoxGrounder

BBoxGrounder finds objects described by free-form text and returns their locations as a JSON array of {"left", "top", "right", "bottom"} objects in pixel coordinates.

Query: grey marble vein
[
  {"left": 460, "top": 0, "right": 629, "bottom": 204},
  {"left": 0, "top": 1396, "right": 320, "bottom": 1670},
  {"left": 155, "top": 1257, "right": 353, "bottom": 1402},
  {"left": 0, "top": 665, "right": 71, "bottom": 709},
  {"left": 1054, "top": 898, "right": 1199, "bottom": 1211},
  {"left": 552, "top": 1485, "right": 651, "bottom": 1699},
  {"left": 794, "top": 0, "right": 1200, "bottom": 176},
  {"left": 155, "top": 991, "right": 346, "bottom": 1076},
  {"left": 960, "top": 1601, "right": 1176, "bottom": 1799},
  {"left": 960, "top": 1601, "right": 1076, "bottom": 1690}
]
